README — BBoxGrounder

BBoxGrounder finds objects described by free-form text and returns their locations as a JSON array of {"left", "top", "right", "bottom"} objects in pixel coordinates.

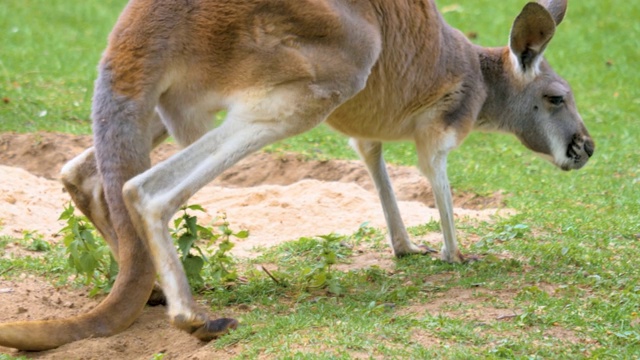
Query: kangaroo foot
[
  {"left": 146, "top": 284, "right": 167, "bottom": 306},
  {"left": 440, "top": 249, "right": 481, "bottom": 263},
  {"left": 418, "top": 244, "right": 438, "bottom": 254},
  {"left": 173, "top": 314, "right": 239, "bottom": 341}
]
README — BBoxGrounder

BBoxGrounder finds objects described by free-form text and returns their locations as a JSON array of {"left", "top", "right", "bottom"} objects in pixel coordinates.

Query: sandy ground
[{"left": 0, "top": 132, "right": 511, "bottom": 359}]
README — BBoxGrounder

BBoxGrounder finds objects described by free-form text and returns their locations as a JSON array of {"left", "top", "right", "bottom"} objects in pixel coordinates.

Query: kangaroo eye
[{"left": 546, "top": 96, "right": 565, "bottom": 106}]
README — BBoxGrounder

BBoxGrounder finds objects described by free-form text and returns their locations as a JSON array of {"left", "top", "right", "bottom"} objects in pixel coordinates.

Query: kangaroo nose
[{"left": 584, "top": 138, "right": 595, "bottom": 158}]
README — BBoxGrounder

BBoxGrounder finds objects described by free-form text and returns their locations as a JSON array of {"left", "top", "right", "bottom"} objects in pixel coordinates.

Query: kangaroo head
[{"left": 480, "top": 0, "right": 595, "bottom": 171}]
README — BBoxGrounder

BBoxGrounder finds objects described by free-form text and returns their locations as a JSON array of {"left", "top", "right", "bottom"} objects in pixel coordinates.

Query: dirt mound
[{"left": 0, "top": 132, "right": 504, "bottom": 209}]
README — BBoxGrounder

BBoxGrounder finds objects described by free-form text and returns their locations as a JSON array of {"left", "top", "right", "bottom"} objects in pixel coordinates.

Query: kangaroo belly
[{"left": 326, "top": 99, "right": 418, "bottom": 141}]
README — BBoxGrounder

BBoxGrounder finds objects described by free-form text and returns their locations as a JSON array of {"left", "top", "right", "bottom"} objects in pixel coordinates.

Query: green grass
[
  {"left": 1, "top": 0, "right": 640, "bottom": 358},
  {"left": 0, "top": 233, "right": 72, "bottom": 284},
  {"left": 0, "top": 0, "right": 123, "bottom": 133}
]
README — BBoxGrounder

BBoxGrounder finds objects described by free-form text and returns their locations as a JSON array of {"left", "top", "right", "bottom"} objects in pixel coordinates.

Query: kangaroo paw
[
  {"left": 460, "top": 253, "right": 482, "bottom": 263},
  {"left": 394, "top": 243, "right": 438, "bottom": 257},
  {"left": 191, "top": 318, "right": 239, "bottom": 341},
  {"left": 173, "top": 314, "right": 238, "bottom": 341},
  {"left": 146, "top": 284, "right": 167, "bottom": 306},
  {"left": 440, "top": 249, "right": 481, "bottom": 263},
  {"left": 418, "top": 244, "right": 438, "bottom": 254}
]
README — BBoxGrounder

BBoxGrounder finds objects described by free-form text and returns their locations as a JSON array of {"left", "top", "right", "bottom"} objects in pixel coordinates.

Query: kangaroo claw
[{"left": 191, "top": 318, "right": 239, "bottom": 341}]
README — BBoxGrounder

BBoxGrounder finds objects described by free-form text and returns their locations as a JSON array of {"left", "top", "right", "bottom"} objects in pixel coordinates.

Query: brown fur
[{"left": 0, "top": 0, "right": 593, "bottom": 350}]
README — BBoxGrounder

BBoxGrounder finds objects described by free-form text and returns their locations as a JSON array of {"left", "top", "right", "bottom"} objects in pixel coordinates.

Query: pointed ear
[
  {"left": 537, "top": 0, "right": 568, "bottom": 26},
  {"left": 509, "top": 3, "right": 556, "bottom": 73}
]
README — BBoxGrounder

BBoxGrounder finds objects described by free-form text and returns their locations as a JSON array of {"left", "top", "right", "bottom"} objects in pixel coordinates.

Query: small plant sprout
[
  {"left": 300, "top": 234, "right": 350, "bottom": 295},
  {"left": 22, "top": 231, "right": 51, "bottom": 252},
  {"left": 170, "top": 205, "right": 248, "bottom": 291},
  {"left": 58, "top": 203, "right": 118, "bottom": 296}
]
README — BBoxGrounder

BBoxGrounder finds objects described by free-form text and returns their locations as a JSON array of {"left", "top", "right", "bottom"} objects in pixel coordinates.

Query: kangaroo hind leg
[
  {"left": 60, "top": 112, "right": 168, "bottom": 261},
  {"left": 124, "top": 78, "right": 367, "bottom": 339},
  {"left": 61, "top": 112, "right": 170, "bottom": 306}
]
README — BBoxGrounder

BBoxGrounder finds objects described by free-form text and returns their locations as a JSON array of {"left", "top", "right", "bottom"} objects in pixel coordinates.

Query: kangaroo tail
[
  {"left": 0, "top": 258, "right": 156, "bottom": 350},
  {"left": 0, "top": 58, "right": 159, "bottom": 350}
]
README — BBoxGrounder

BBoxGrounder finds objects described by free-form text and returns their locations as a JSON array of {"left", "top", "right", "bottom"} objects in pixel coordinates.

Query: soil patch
[{"left": 0, "top": 131, "right": 512, "bottom": 359}]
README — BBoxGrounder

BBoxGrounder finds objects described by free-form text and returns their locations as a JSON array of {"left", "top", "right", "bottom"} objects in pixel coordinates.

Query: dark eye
[{"left": 546, "top": 96, "right": 565, "bottom": 106}]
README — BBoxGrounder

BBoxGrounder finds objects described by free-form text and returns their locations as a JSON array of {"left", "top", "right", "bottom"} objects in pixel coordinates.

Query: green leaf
[
  {"left": 177, "top": 233, "right": 196, "bottom": 260},
  {"left": 218, "top": 239, "right": 234, "bottom": 253},
  {"left": 186, "top": 204, "right": 206, "bottom": 212},
  {"left": 327, "top": 280, "right": 343, "bottom": 295},
  {"left": 234, "top": 230, "right": 249, "bottom": 239},
  {"left": 183, "top": 255, "right": 204, "bottom": 286},
  {"left": 300, "top": 267, "right": 313, "bottom": 277},
  {"left": 185, "top": 215, "right": 198, "bottom": 237},
  {"left": 324, "top": 251, "right": 337, "bottom": 266},
  {"left": 58, "top": 203, "right": 75, "bottom": 221},
  {"left": 79, "top": 252, "right": 98, "bottom": 274},
  {"left": 311, "top": 272, "right": 327, "bottom": 287},
  {"left": 88, "top": 286, "right": 101, "bottom": 297},
  {"left": 56, "top": 203, "right": 117, "bottom": 296},
  {"left": 80, "top": 229, "right": 95, "bottom": 245},
  {"left": 173, "top": 216, "right": 183, "bottom": 229},
  {"left": 197, "top": 225, "right": 214, "bottom": 240}
]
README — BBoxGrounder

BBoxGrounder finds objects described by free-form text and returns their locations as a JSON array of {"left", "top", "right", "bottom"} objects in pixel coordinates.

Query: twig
[
  {"left": 496, "top": 313, "right": 519, "bottom": 321},
  {"left": 0, "top": 266, "right": 15, "bottom": 277},
  {"left": 260, "top": 266, "right": 284, "bottom": 286}
]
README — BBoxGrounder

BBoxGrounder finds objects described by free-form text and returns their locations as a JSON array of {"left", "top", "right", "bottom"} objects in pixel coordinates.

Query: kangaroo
[{"left": 0, "top": 0, "right": 593, "bottom": 351}]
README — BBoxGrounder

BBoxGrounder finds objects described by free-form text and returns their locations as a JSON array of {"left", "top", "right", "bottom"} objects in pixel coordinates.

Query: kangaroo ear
[
  {"left": 509, "top": 2, "right": 556, "bottom": 73},
  {"left": 537, "top": 0, "right": 568, "bottom": 26}
]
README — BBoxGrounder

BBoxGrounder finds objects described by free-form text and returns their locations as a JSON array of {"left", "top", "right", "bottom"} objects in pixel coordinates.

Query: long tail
[
  {"left": 0, "top": 256, "right": 156, "bottom": 350},
  {"left": 0, "top": 59, "right": 159, "bottom": 350}
]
